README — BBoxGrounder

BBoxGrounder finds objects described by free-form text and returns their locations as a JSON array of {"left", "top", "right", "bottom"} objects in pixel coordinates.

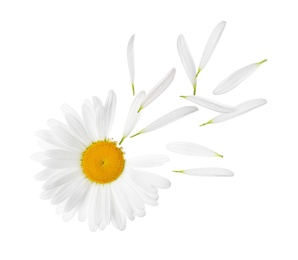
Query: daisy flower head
[{"left": 34, "top": 90, "right": 173, "bottom": 231}]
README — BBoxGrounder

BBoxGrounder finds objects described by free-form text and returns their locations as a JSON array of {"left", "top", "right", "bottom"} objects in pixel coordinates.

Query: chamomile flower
[{"left": 34, "top": 90, "right": 174, "bottom": 231}]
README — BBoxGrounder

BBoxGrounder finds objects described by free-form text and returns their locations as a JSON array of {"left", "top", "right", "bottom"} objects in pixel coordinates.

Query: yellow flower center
[{"left": 81, "top": 140, "right": 125, "bottom": 184}]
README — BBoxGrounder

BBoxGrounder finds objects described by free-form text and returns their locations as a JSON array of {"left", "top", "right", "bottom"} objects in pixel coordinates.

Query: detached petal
[
  {"left": 139, "top": 68, "right": 176, "bottom": 111},
  {"left": 213, "top": 59, "right": 267, "bottom": 95},
  {"left": 127, "top": 35, "right": 135, "bottom": 95},
  {"left": 166, "top": 142, "right": 223, "bottom": 157},
  {"left": 175, "top": 168, "right": 234, "bottom": 177},
  {"left": 104, "top": 90, "right": 117, "bottom": 138},
  {"left": 121, "top": 91, "right": 146, "bottom": 144},
  {"left": 177, "top": 35, "right": 197, "bottom": 87},
  {"left": 131, "top": 106, "right": 198, "bottom": 137},
  {"left": 199, "top": 21, "right": 226, "bottom": 71},
  {"left": 201, "top": 98, "right": 267, "bottom": 126},
  {"left": 181, "top": 95, "right": 236, "bottom": 113}
]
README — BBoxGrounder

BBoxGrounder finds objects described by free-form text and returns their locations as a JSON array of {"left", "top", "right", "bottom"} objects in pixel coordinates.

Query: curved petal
[
  {"left": 139, "top": 68, "right": 176, "bottom": 111},
  {"left": 175, "top": 168, "right": 234, "bottom": 177},
  {"left": 201, "top": 98, "right": 267, "bottom": 126},
  {"left": 65, "top": 113, "right": 91, "bottom": 146},
  {"left": 177, "top": 35, "right": 197, "bottom": 87},
  {"left": 104, "top": 90, "right": 117, "bottom": 138},
  {"left": 93, "top": 96, "right": 105, "bottom": 140},
  {"left": 199, "top": 21, "right": 226, "bottom": 71},
  {"left": 166, "top": 142, "right": 223, "bottom": 157},
  {"left": 127, "top": 35, "right": 135, "bottom": 95},
  {"left": 213, "top": 59, "right": 267, "bottom": 95},
  {"left": 121, "top": 91, "right": 146, "bottom": 144},
  {"left": 131, "top": 106, "right": 198, "bottom": 137},
  {"left": 181, "top": 95, "right": 236, "bottom": 113}
]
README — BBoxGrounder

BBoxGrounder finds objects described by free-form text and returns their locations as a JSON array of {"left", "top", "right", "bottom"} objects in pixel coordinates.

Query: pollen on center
[{"left": 81, "top": 140, "right": 125, "bottom": 184}]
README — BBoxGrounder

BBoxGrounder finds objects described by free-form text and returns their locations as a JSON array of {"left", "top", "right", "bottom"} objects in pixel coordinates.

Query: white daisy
[{"left": 34, "top": 90, "right": 172, "bottom": 231}]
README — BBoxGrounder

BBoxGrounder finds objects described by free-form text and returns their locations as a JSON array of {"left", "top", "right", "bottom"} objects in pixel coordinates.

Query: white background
[{"left": 0, "top": 0, "right": 297, "bottom": 259}]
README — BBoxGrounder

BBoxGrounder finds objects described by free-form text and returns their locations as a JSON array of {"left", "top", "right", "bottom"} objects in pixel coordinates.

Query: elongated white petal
[
  {"left": 42, "top": 158, "right": 80, "bottom": 169},
  {"left": 201, "top": 98, "right": 267, "bottom": 126},
  {"left": 166, "top": 142, "right": 223, "bottom": 157},
  {"left": 110, "top": 186, "right": 126, "bottom": 231},
  {"left": 64, "top": 179, "right": 89, "bottom": 213},
  {"left": 134, "top": 170, "right": 171, "bottom": 189},
  {"left": 175, "top": 168, "right": 234, "bottom": 177},
  {"left": 65, "top": 113, "right": 91, "bottom": 146},
  {"left": 105, "top": 90, "right": 116, "bottom": 138},
  {"left": 121, "top": 91, "right": 146, "bottom": 144},
  {"left": 92, "top": 96, "right": 105, "bottom": 140},
  {"left": 139, "top": 68, "right": 176, "bottom": 111},
  {"left": 181, "top": 95, "right": 236, "bottom": 113},
  {"left": 82, "top": 103, "right": 98, "bottom": 141},
  {"left": 31, "top": 152, "right": 48, "bottom": 162},
  {"left": 34, "top": 168, "right": 57, "bottom": 181},
  {"left": 127, "top": 35, "right": 135, "bottom": 95},
  {"left": 61, "top": 104, "right": 83, "bottom": 124},
  {"left": 88, "top": 184, "right": 100, "bottom": 231},
  {"left": 50, "top": 125, "right": 86, "bottom": 151},
  {"left": 127, "top": 154, "right": 170, "bottom": 168},
  {"left": 213, "top": 59, "right": 267, "bottom": 95},
  {"left": 177, "top": 35, "right": 197, "bottom": 87},
  {"left": 36, "top": 130, "right": 70, "bottom": 150},
  {"left": 44, "top": 149, "right": 80, "bottom": 160},
  {"left": 199, "top": 21, "right": 226, "bottom": 71},
  {"left": 131, "top": 106, "right": 198, "bottom": 137},
  {"left": 78, "top": 181, "right": 93, "bottom": 222}
]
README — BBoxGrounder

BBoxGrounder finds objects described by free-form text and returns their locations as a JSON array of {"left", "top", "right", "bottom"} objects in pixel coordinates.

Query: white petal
[
  {"left": 88, "top": 184, "right": 100, "bottom": 232},
  {"left": 50, "top": 125, "right": 86, "bottom": 151},
  {"left": 104, "top": 90, "right": 117, "bottom": 138},
  {"left": 201, "top": 98, "right": 267, "bottom": 126},
  {"left": 65, "top": 113, "right": 91, "bottom": 146},
  {"left": 129, "top": 168, "right": 158, "bottom": 194},
  {"left": 34, "top": 168, "right": 57, "bottom": 181},
  {"left": 119, "top": 177, "right": 145, "bottom": 211},
  {"left": 111, "top": 180, "right": 134, "bottom": 220},
  {"left": 110, "top": 186, "right": 126, "bottom": 231},
  {"left": 127, "top": 154, "right": 170, "bottom": 168},
  {"left": 62, "top": 206, "right": 78, "bottom": 222},
  {"left": 177, "top": 35, "right": 197, "bottom": 87},
  {"left": 82, "top": 103, "right": 98, "bottom": 141},
  {"left": 213, "top": 59, "right": 267, "bottom": 95},
  {"left": 42, "top": 158, "right": 80, "bottom": 169},
  {"left": 133, "top": 169, "right": 171, "bottom": 189},
  {"left": 121, "top": 91, "right": 146, "bottom": 143},
  {"left": 125, "top": 174, "right": 158, "bottom": 206},
  {"left": 40, "top": 188, "right": 57, "bottom": 200},
  {"left": 103, "top": 184, "right": 111, "bottom": 226},
  {"left": 131, "top": 106, "right": 198, "bottom": 137},
  {"left": 178, "top": 168, "right": 234, "bottom": 177},
  {"left": 199, "top": 21, "right": 226, "bottom": 71},
  {"left": 36, "top": 130, "right": 69, "bottom": 150},
  {"left": 31, "top": 152, "right": 48, "bottom": 162},
  {"left": 181, "top": 95, "right": 236, "bottom": 113},
  {"left": 44, "top": 149, "right": 80, "bottom": 160},
  {"left": 51, "top": 175, "right": 84, "bottom": 205},
  {"left": 140, "top": 68, "right": 176, "bottom": 111},
  {"left": 64, "top": 179, "right": 89, "bottom": 213},
  {"left": 93, "top": 96, "right": 105, "bottom": 140},
  {"left": 78, "top": 181, "right": 93, "bottom": 222},
  {"left": 42, "top": 170, "right": 80, "bottom": 190},
  {"left": 61, "top": 104, "right": 83, "bottom": 124},
  {"left": 127, "top": 34, "right": 135, "bottom": 95},
  {"left": 166, "top": 142, "right": 223, "bottom": 157}
]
